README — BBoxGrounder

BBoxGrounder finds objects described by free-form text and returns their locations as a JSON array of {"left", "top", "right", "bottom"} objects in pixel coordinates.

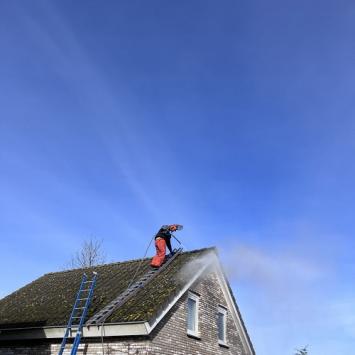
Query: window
[
  {"left": 217, "top": 306, "right": 227, "bottom": 345},
  {"left": 187, "top": 292, "right": 199, "bottom": 336}
]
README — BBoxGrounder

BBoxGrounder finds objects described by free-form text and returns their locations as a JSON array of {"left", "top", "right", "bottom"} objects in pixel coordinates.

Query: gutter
[{"left": 0, "top": 322, "right": 150, "bottom": 341}]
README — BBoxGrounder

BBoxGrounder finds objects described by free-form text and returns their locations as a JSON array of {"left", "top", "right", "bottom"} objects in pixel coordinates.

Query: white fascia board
[
  {"left": 213, "top": 263, "right": 255, "bottom": 355},
  {"left": 0, "top": 322, "right": 149, "bottom": 340}
]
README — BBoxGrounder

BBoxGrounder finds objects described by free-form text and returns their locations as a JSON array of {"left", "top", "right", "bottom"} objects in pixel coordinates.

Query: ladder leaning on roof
[
  {"left": 58, "top": 271, "right": 98, "bottom": 355},
  {"left": 86, "top": 248, "right": 183, "bottom": 326}
]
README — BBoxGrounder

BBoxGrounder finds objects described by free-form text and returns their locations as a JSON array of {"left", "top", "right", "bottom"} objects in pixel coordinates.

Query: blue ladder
[{"left": 58, "top": 271, "right": 98, "bottom": 355}]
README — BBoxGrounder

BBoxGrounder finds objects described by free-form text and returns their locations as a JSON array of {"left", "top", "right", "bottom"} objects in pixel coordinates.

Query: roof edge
[
  {"left": 43, "top": 247, "right": 218, "bottom": 276},
  {"left": 214, "top": 263, "right": 256, "bottom": 355}
]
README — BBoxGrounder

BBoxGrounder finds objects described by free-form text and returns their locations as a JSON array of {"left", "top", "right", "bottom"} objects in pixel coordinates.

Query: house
[{"left": 0, "top": 247, "right": 255, "bottom": 355}]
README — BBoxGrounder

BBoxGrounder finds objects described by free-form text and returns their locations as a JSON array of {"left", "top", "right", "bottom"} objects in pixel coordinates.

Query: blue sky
[{"left": 1, "top": 1, "right": 354, "bottom": 354}]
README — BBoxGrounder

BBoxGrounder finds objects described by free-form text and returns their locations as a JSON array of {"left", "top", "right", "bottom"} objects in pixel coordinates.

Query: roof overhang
[{"left": 0, "top": 322, "right": 150, "bottom": 340}]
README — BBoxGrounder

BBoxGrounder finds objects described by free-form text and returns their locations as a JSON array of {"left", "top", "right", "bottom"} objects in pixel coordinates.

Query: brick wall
[
  {"left": 148, "top": 270, "right": 247, "bottom": 355},
  {"left": 0, "top": 340, "right": 151, "bottom": 355},
  {"left": 0, "top": 344, "right": 50, "bottom": 355},
  {"left": 0, "top": 270, "right": 251, "bottom": 355}
]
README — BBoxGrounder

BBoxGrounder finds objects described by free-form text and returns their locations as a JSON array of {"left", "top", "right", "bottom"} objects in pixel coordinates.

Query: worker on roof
[{"left": 150, "top": 224, "right": 182, "bottom": 268}]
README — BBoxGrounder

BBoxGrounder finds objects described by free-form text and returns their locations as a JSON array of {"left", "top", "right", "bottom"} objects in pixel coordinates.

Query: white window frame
[
  {"left": 187, "top": 291, "right": 200, "bottom": 337},
  {"left": 217, "top": 305, "right": 228, "bottom": 346}
]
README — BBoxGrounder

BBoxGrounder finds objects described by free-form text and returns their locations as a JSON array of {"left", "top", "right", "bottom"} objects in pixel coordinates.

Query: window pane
[
  {"left": 187, "top": 298, "right": 196, "bottom": 331},
  {"left": 217, "top": 312, "right": 225, "bottom": 341}
]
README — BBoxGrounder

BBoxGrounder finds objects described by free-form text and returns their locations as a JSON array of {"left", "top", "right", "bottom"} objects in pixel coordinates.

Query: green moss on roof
[{"left": 0, "top": 248, "right": 216, "bottom": 328}]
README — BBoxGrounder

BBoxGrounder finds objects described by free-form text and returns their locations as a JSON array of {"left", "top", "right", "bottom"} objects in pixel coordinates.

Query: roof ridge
[
  {"left": 44, "top": 257, "right": 147, "bottom": 276},
  {"left": 44, "top": 247, "right": 217, "bottom": 276}
]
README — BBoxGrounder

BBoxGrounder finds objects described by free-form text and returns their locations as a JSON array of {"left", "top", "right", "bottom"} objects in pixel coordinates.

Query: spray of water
[
  {"left": 176, "top": 250, "right": 219, "bottom": 285},
  {"left": 220, "top": 243, "right": 322, "bottom": 289}
]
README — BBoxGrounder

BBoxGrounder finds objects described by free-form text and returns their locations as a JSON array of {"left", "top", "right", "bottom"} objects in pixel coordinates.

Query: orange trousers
[{"left": 151, "top": 238, "right": 166, "bottom": 267}]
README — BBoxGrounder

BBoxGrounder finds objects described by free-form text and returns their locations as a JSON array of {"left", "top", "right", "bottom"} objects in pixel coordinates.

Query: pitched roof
[{"left": 0, "top": 248, "right": 215, "bottom": 329}]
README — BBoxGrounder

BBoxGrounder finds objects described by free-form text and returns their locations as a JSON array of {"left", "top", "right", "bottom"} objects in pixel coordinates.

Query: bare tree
[{"left": 67, "top": 238, "right": 106, "bottom": 269}]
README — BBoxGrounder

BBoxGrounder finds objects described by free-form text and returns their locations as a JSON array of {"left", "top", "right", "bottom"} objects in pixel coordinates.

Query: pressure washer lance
[
  {"left": 170, "top": 224, "right": 183, "bottom": 245},
  {"left": 172, "top": 234, "right": 182, "bottom": 245},
  {"left": 170, "top": 224, "right": 187, "bottom": 250}
]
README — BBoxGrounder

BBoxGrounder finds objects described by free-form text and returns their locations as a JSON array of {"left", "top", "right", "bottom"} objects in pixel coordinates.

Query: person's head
[{"left": 169, "top": 224, "right": 178, "bottom": 232}]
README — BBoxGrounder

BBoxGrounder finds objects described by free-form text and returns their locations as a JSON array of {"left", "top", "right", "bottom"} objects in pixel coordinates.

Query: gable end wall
[{"left": 149, "top": 269, "right": 248, "bottom": 355}]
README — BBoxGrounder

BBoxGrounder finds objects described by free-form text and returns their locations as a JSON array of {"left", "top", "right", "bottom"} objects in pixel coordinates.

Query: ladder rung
[
  {"left": 75, "top": 307, "right": 85, "bottom": 309},
  {"left": 81, "top": 289, "right": 91, "bottom": 291},
  {"left": 77, "top": 298, "right": 88, "bottom": 301}
]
